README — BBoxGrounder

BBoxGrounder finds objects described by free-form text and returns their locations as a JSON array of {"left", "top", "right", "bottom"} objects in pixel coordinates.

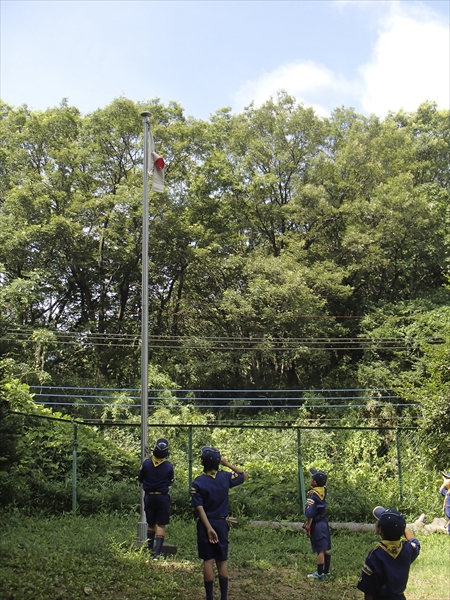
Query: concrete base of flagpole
[
  {"left": 135, "top": 520, "right": 178, "bottom": 555},
  {"left": 162, "top": 543, "right": 178, "bottom": 556},
  {"left": 136, "top": 520, "right": 148, "bottom": 547}
]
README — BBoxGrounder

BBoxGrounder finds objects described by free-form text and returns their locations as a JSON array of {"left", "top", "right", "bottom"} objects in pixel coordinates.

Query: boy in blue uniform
[
  {"left": 304, "top": 467, "right": 332, "bottom": 580},
  {"left": 190, "top": 446, "right": 247, "bottom": 600},
  {"left": 440, "top": 471, "right": 450, "bottom": 534},
  {"left": 138, "top": 438, "right": 174, "bottom": 558},
  {"left": 357, "top": 506, "right": 420, "bottom": 600}
]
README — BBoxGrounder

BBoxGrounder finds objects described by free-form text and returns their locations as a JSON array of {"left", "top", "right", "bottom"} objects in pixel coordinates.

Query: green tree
[{"left": 1, "top": 97, "right": 449, "bottom": 395}]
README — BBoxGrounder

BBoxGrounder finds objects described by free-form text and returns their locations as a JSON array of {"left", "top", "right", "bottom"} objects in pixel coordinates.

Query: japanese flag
[{"left": 148, "top": 130, "right": 165, "bottom": 193}]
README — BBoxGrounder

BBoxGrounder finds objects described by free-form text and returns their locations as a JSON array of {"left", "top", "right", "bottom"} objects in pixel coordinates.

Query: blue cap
[
  {"left": 373, "top": 506, "right": 406, "bottom": 538},
  {"left": 309, "top": 468, "right": 327, "bottom": 486},
  {"left": 443, "top": 471, "right": 450, "bottom": 479},
  {"left": 201, "top": 446, "right": 221, "bottom": 468},
  {"left": 153, "top": 438, "right": 169, "bottom": 458},
  {"left": 201, "top": 446, "right": 221, "bottom": 461}
]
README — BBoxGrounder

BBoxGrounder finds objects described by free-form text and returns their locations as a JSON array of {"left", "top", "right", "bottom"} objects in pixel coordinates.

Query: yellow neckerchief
[
  {"left": 377, "top": 540, "right": 403, "bottom": 559},
  {"left": 309, "top": 486, "right": 326, "bottom": 500},
  {"left": 204, "top": 469, "right": 218, "bottom": 479},
  {"left": 151, "top": 456, "right": 167, "bottom": 468}
]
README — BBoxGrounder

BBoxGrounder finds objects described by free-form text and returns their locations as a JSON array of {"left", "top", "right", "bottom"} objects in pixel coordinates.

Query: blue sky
[{"left": 1, "top": 0, "right": 449, "bottom": 120}]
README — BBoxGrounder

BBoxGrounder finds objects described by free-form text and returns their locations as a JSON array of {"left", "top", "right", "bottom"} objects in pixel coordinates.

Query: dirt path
[{"left": 226, "top": 567, "right": 361, "bottom": 600}]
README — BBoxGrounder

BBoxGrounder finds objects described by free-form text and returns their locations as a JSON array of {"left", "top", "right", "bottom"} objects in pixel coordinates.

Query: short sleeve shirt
[
  {"left": 138, "top": 459, "right": 174, "bottom": 494},
  {"left": 441, "top": 488, "right": 450, "bottom": 519},
  {"left": 304, "top": 487, "right": 327, "bottom": 522},
  {"left": 357, "top": 538, "right": 420, "bottom": 599},
  {"left": 190, "top": 470, "right": 245, "bottom": 518}
]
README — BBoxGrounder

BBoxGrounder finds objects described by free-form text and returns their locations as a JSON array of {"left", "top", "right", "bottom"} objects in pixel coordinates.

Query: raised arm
[{"left": 220, "top": 457, "right": 248, "bottom": 481}]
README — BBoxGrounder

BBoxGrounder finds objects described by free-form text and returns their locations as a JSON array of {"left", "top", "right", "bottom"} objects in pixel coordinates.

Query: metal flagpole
[{"left": 137, "top": 111, "right": 151, "bottom": 544}]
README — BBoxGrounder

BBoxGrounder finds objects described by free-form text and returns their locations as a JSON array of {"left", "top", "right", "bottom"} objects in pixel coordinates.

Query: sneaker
[
  {"left": 307, "top": 571, "right": 325, "bottom": 580},
  {"left": 324, "top": 572, "right": 332, "bottom": 578}
]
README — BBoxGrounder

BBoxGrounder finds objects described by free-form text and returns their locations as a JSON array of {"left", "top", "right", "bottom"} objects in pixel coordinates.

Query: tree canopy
[{"left": 0, "top": 95, "right": 449, "bottom": 419}]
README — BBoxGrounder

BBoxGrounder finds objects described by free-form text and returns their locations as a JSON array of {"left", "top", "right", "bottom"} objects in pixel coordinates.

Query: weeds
[{"left": 0, "top": 513, "right": 449, "bottom": 599}]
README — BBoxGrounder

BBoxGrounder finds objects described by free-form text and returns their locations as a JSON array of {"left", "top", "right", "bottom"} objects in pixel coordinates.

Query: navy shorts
[
  {"left": 144, "top": 493, "right": 170, "bottom": 526},
  {"left": 197, "top": 518, "right": 229, "bottom": 561},
  {"left": 310, "top": 519, "right": 331, "bottom": 553}
]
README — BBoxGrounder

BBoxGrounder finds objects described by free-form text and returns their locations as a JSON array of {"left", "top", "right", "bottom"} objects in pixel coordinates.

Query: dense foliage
[
  {"left": 1, "top": 96, "right": 448, "bottom": 392},
  {"left": 0, "top": 95, "right": 449, "bottom": 516}
]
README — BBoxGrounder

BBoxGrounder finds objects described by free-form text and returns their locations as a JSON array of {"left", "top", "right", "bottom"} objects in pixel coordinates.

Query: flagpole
[{"left": 137, "top": 111, "right": 151, "bottom": 544}]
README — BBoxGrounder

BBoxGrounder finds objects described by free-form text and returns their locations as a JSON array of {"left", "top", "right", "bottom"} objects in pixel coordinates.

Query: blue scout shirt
[
  {"left": 190, "top": 470, "right": 245, "bottom": 518},
  {"left": 138, "top": 457, "right": 174, "bottom": 494},
  {"left": 304, "top": 486, "right": 327, "bottom": 522},
  {"left": 357, "top": 537, "right": 420, "bottom": 599}
]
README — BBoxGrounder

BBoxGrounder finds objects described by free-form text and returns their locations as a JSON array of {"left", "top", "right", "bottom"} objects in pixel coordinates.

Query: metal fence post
[
  {"left": 297, "top": 428, "right": 306, "bottom": 515},
  {"left": 188, "top": 426, "right": 193, "bottom": 492},
  {"left": 396, "top": 429, "right": 403, "bottom": 503},
  {"left": 72, "top": 423, "right": 77, "bottom": 515}
]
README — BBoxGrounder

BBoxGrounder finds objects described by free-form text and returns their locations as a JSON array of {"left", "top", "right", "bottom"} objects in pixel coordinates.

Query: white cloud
[
  {"left": 231, "top": 61, "right": 350, "bottom": 117},
  {"left": 359, "top": 4, "right": 450, "bottom": 114},
  {"left": 231, "top": 2, "right": 449, "bottom": 117}
]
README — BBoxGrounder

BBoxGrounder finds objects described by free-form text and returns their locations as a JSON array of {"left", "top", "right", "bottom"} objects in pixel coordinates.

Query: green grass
[{"left": 0, "top": 513, "right": 449, "bottom": 600}]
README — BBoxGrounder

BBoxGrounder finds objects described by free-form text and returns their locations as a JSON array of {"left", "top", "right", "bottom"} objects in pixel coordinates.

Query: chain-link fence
[{"left": 7, "top": 411, "right": 446, "bottom": 523}]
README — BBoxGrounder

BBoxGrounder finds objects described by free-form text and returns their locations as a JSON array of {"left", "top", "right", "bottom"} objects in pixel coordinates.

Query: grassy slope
[{"left": 0, "top": 514, "right": 449, "bottom": 600}]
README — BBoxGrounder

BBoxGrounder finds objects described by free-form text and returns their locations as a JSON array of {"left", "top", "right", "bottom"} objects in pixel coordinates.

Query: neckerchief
[
  {"left": 377, "top": 540, "right": 403, "bottom": 559},
  {"left": 310, "top": 486, "right": 325, "bottom": 500},
  {"left": 204, "top": 469, "right": 218, "bottom": 479},
  {"left": 151, "top": 456, "right": 166, "bottom": 468}
]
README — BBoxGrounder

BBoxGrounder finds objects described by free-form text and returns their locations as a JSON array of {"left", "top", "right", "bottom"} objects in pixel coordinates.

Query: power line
[
  {"left": 33, "top": 402, "right": 417, "bottom": 410},
  {"left": 29, "top": 385, "right": 400, "bottom": 401},
  {"left": 3, "top": 328, "right": 442, "bottom": 351},
  {"left": 12, "top": 412, "right": 420, "bottom": 428},
  {"left": 5, "top": 328, "right": 443, "bottom": 345}
]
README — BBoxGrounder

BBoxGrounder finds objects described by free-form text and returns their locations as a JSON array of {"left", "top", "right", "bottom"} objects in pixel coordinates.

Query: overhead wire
[
  {"left": 2, "top": 327, "right": 443, "bottom": 351},
  {"left": 28, "top": 385, "right": 419, "bottom": 416}
]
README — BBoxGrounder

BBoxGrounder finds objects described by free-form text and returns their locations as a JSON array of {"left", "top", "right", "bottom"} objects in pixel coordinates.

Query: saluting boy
[
  {"left": 357, "top": 506, "right": 420, "bottom": 600},
  {"left": 190, "top": 446, "right": 247, "bottom": 600},
  {"left": 304, "top": 467, "right": 332, "bottom": 580},
  {"left": 440, "top": 471, "right": 450, "bottom": 534},
  {"left": 138, "top": 438, "right": 174, "bottom": 558}
]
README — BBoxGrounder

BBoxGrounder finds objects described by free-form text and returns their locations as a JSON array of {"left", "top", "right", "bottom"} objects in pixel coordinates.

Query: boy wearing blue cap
[
  {"left": 440, "top": 471, "right": 450, "bottom": 534},
  {"left": 357, "top": 506, "right": 420, "bottom": 599},
  {"left": 138, "top": 438, "right": 174, "bottom": 558},
  {"left": 190, "top": 446, "right": 247, "bottom": 600},
  {"left": 304, "top": 467, "right": 332, "bottom": 580}
]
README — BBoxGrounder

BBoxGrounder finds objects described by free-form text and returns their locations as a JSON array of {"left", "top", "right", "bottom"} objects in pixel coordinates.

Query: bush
[{"left": 2, "top": 408, "right": 446, "bottom": 522}]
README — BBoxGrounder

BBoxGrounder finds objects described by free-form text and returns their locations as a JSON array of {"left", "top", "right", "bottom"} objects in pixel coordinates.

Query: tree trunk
[{"left": 248, "top": 515, "right": 448, "bottom": 534}]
